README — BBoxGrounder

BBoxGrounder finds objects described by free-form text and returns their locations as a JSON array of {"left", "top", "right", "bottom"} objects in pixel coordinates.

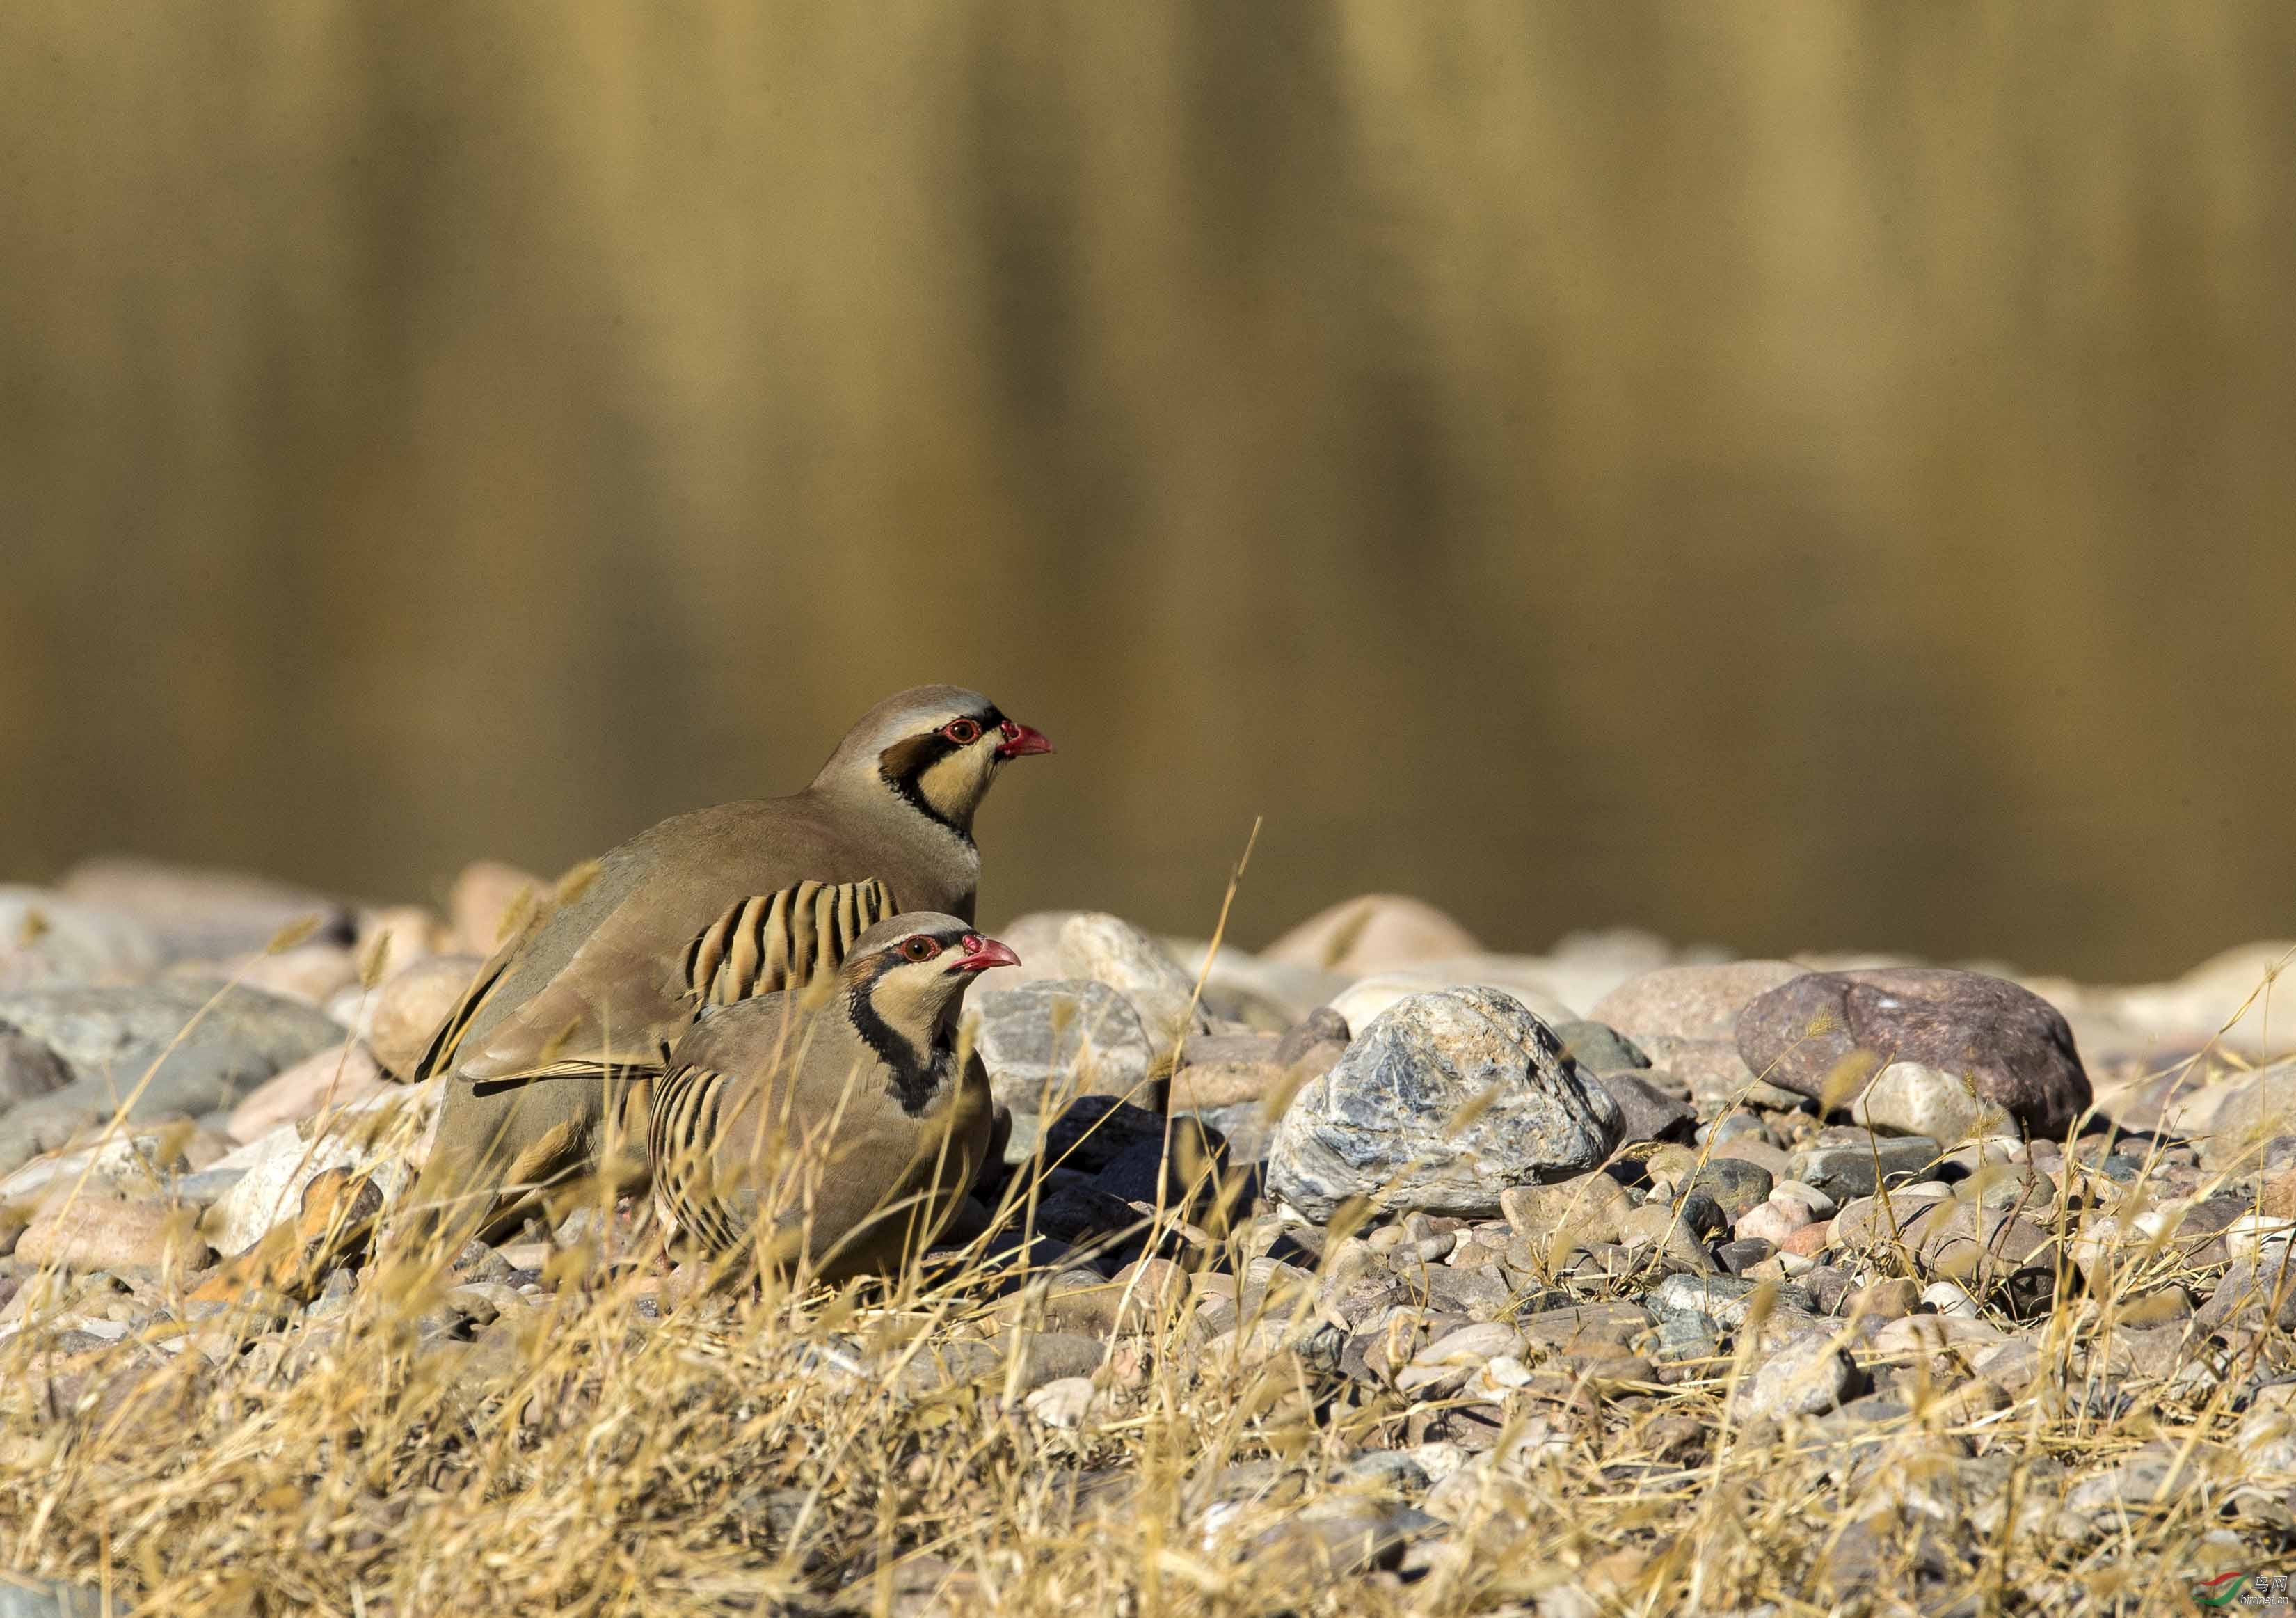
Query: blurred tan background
[{"left": 1, "top": 3, "right": 2291, "bottom": 983}]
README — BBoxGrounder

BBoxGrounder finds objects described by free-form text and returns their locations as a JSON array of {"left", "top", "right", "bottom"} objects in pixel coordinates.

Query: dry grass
[
  {"left": 3, "top": 919, "right": 2294, "bottom": 1615},
  {"left": 1, "top": 1117, "right": 2290, "bottom": 1618}
]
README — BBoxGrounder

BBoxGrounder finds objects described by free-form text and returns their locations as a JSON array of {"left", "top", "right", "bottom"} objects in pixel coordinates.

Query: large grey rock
[
  {"left": 1267, "top": 987, "right": 1623, "bottom": 1222},
  {"left": 0, "top": 982, "right": 346, "bottom": 1173},
  {"left": 970, "top": 980, "right": 1154, "bottom": 1116},
  {"left": 1737, "top": 967, "right": 2091, "bottom": 1136}
]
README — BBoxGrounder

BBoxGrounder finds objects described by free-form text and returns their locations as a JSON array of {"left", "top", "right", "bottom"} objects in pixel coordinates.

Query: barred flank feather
[
  {"left": 649, "top": 1063, "right": 746, "bottom": 1251},
  {"left": 681, "top": 879, "right": 896, "bottom": 1007}
]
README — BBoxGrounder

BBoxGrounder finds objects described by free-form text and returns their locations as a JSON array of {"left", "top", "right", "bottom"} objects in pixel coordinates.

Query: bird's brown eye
[
  {"left": 902, "top": 937, "right": 939, "bottom": 962},
  {"left": 941, "top": 719, "right": 981, "bottom": 745}
]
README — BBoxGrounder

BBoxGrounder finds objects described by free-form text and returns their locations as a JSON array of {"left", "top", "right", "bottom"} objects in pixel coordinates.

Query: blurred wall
[{"left": 2, "top": 3, "right": 2292, "bottom": 981}]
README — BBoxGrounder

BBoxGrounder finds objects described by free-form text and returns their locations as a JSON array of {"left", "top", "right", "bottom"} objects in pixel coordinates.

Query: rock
[
  {"left": 971, "top": 981, "right": 1154, "bottom": 1116},
  {"left": 1586, "top": 1070, "right": 1697, "bottom": 1144},
  {"left": 1737, "top": 967, "right": 2091, "bottom": 1136},
  {"left": 1686, "top": 1159, "right": 1773, "bottom": 1220},
  {"left": 1734, "top": 1199, "right": 1810, "bottom": 1246},
  {"left": 0, "top": 1129, "right": 202, "bottom": 1199},
  {"left": 0, "top": 1029, "right": 70, "bottom": 1107},
  {"left": 1501, "top": 1175, "right": 1632, "bottom": 1248},
  {"left": 1920, "top": 1280, "right": 1980, "bottom": 1318},
  {"left": 1029, "top": 1182, "right": 1143, "bottom": 1248},
  {"left": 449, "top": 860, "right": 546, "bottom": 957},
  {"left": 1268, "top": 988, "right": 1623, "bottom": 1222},
  {"left": 1733, "top": 1331, "right": 1861, "bottom": 1420},
  {"left": 1265, "top": 895, "right": 1480, "bottom": 974},
  {"left": 0, "top": 1577, "right": 116, "bottom": 1618},
  {"left": 2225, "top": 1213, "right": 2296, "bottom": 1264},
  {"left": 1023, "top": 1376, "right": 1097, "bottom": 1429},
  {"left": 1328, "top": 969, "right": 1574, "bottom": 1036},
  {"left": 1273, "top": 1007, "right": 1350, "bottom": 1066},
  {"left": 1229, "top": 1500, "right": 1436, "bottom": 1583},
  {"left": 1590, "top": 961, "right": 1804, "bottom": 1047},
  {"left": 1780, "top": 1221, "right": 1833, "bottom": 1259},
  {"left": 1645, "top": 1271, "right": 1762, "bottom": 1334},
  {"left": 225, "top": 1045, "right": 392, "bottom": 1143},
  {"left": 1850, "top": 1060, "right": 2017, "bottom": 1145},
  {"left": 1870, "top": 1313, "right": 2004, "bottom": 1354},
  {"left": 2063, "top": 1447, "right": 2183, "bottom": 1519},
  {"left": 1618, "top": 1199, "right": 1723, "bottom": 1274},
  {"left": 1849, "top": 1277, "right": 1921, "bottom": 1319},
  {"left": 1549, "top": 1020, "right": 1651, "bottom": 1074},
  {"left": 207, "top": 1081, "right": 437, "bottom": 1255},
  {"left": 1168, "top": 1031, "right": 1291, "bottom": 1110},
  {"left": 61, "top": 857, "right": 351, "bottom": 962},
  {"left": 365, "top": 953, "right": 481, "bottom": 1079},
  {"left": 1028, "top": 1097, "right": 1170, "bottom": 1175},
  {"left": 0, "top": 886, "right": 163, "bottom": 989},
  {"left": 17, "top": 1193, "right": 212, "bottom": 1274},
  {"left": 1785, "top": 1132, "right": 1941, "bottom": 1200},
  {"left": 1709, "top": 1135, "right": 1790, "bottom": 1180},
  {"left": 1057, "top": 913, "right": 1209, "bottom": 1054},
  {"left": 0, "top": 981, "right": 344, "bottom": 1095},
  {"left": 231, "top": 942, "right": 360, "bottom": 1007},
  {"left": 0, "top": 983, "right": 346, "bottom": 1172},
  {"left": 2184, "top": 1059, "right": 2296, "bottom": 1164},
  {"left": 1090, "top": 1116, "right": 1228, "bottom": 1206},
  {"left": 2103, "top": 942, "right": 2296, "bottom": 1059},
  {"left": 355, "top": 905, "right": 447, "bottom": 982},
  {"left": 1184, "top": 947, "right": 1353, "bottom": 1031}
]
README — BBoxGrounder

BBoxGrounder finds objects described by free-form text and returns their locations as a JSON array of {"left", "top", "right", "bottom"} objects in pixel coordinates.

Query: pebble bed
[{"left": 2, "top": 869, "right": 2294, "bottom": 1616}]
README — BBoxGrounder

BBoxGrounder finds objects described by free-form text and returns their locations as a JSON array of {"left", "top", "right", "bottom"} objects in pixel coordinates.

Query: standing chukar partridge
[
  {"left": 649, "top": 913, "right": 1013, "bottom": 1278},
  {"left": 404, "top": 685, "right": 1050, "bottom": 1243}
]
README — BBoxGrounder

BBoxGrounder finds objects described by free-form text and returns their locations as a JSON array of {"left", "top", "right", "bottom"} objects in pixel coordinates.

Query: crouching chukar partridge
[
  {"left": 404, "top": 685, "right": 1050, "bottom": 1245},
  {"left": 649, "top": 914, "right": 1013, "bottom": 1278}
]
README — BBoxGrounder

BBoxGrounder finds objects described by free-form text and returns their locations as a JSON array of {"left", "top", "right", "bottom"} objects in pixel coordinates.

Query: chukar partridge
[
  {"left": 406, "top": 685, "right": 1050, "bottom": 1242},
  {"left": 649, "top": 913, "right": 1013, "bottom": 1278}
]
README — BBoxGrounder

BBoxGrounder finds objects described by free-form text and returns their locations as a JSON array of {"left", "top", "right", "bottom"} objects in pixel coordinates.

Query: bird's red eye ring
[
  {"left": 902, "top": 936, "right": 940, "bottom": 962},
  {"left": 941, "top": 718, "right": 982, "bottom": 745}
]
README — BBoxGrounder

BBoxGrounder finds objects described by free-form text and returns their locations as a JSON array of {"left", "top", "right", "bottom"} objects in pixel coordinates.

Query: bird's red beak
[
  {"left": 994, "top": 720, "right": 1053, "bottom": 759},
  {"left": 954, "top": 934, "right": 1021, "bottom": 972}
]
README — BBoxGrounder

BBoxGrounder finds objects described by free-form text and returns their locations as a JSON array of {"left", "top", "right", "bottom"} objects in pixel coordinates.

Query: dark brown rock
[{"left": 1737, "top": 967, "right": 2090, "bottom": 1136}]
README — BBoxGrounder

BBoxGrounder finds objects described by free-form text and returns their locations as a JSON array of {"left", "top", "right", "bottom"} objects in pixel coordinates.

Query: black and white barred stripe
[{"left": 681, "top": 879, "right": 895, "bottom": 1007}]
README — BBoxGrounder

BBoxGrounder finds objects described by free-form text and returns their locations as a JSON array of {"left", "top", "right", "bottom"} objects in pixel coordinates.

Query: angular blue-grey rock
[
  {"left": 1267, "top": 986, "right": 1623, "bottom": 1221},
  {"left": 970, "top": 978, "right": 1153, "bottom": 1116}
]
